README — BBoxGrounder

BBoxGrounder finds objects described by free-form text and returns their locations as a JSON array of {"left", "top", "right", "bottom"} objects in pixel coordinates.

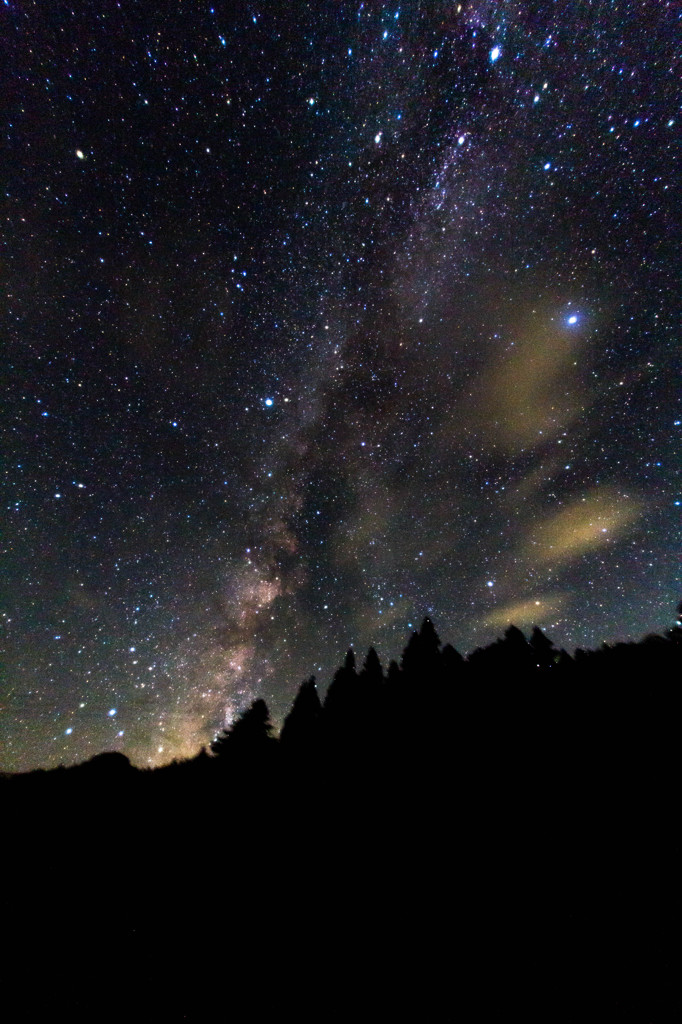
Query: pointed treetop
[
  {"left": 530, "top": 626, "right": 554, "bottom": 651},
  {"left": 442, "top": 643, "right": 464, "bottom": 668},
  {"left": 344, "top": 648, "right": 356, "bottom": 672},
  {"left": 210, "top": 698, "right": 273, "bottom": 755},
  {"left": 400, "top": 630, "right": 421, "bottom": 672},
  {"left": 361, "top": 646, "right": 383, "bottom": 685},
  {"left": 503, "top": 624, "right": 527, "bottom": 646},
  {"left": 280, "top": 676, "right": 322, "bottom": 748},
  {"left": 363, "top": 646, "right": 382, "bottom": 673},
  {"left": 386, "top": 660, "right": 401, "bottom": 686},
  {"left": 419, "top": 617, "right": 441, "bottom": 649},
  {"left": 290, "top": 675, "right": 322, "bottom": 715}
]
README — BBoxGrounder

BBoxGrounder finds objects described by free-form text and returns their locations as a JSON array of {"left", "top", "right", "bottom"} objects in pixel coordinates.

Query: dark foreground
[{"left": 4, "top": 619, "right": 679, "bottom": 1021}]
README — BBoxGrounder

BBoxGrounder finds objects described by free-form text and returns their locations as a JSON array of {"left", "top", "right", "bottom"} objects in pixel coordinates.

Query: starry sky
[{"left": 3, "top": 0, "right": 679, "bottom": 770}]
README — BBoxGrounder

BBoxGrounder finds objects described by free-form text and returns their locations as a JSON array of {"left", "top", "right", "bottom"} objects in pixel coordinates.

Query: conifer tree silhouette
[
  {"left": 442, "top": 643, "right": 464, "bottom": 677},
  {"left": 400, "top": 630, "right": 421, "bottom": 675},
  {"left": 324, "top": 648, "right": 358, "bottom": 718},
  {"left": 355, "top": 647, "right": 385, "bottom": 746},
  {"left": 401, "top": 617, "right": 442, "bottom": 682},
  {"left": 280, "top": 676, "right": 322, "bottom": 752},
  {"left": 386, "top": 659, "right": 401, "bottom": 687},
  {"left": 501, "top": 624, "right": 534, "bottom": 675},
  {"left": 529, "top": 626, "right": 556, "bottom": 671},
  {"left": 359, "top": 647, "right": 384, "bottom": 688},
  {"left": 210, "top": 698, "right": 274, "bottom": 758}
]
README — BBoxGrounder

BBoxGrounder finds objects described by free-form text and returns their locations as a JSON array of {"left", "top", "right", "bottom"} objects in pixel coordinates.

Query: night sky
[{"left": 3, "top": 1, "right": 679, "bottom": 771}]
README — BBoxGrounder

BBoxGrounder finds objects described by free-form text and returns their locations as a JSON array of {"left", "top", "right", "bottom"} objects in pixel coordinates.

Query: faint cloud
[
  {"left": 464, "top": 313, "right": 589, "bottom": 453},
  {"left": 483, "top": 592, "right": 566, "bottom": 629},
  {"left": 525, "top": 486, "right": 642, "bottom": 565}
]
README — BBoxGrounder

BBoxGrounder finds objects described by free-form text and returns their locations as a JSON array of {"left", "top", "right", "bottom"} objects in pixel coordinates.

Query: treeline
[
  {"left": 3, "top": 609, "right": 679, "bottom": 1022},
  {"left": 4, "top": 607, "right": 681, "bottom": 787},
  {"left": 215, "top": 611, "right": 682, "bottom": 771}
]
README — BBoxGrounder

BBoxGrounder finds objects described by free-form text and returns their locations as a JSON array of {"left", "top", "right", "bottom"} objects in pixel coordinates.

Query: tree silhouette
[
  {"left": 280, "top": 676, "right": 322, "bottom": 753},
  {"left": 323, "top": 648, "right": 358, "bottom": 719},
  {"left": 401, "top": 617, "right": 442, "bottom": 682},
  {"left": 442, "top": 643, "right": 464, "bottom": 677},
  {"left": 529, "top": 626, "right": 556, "bottom": 671},
  {"left": 359, "top": 646, "right": 384, "bottom": 688},
  {"left": 210, "top": 698, "right": 274, "bottom": 758},
  {"left": 386, "top": 659, "right": 401, "bottom": 688}
]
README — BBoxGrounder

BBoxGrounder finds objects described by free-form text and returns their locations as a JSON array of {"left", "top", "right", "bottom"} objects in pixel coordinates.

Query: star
[{"left": 2, "top": 0, "right": 676, "bottom": 773}]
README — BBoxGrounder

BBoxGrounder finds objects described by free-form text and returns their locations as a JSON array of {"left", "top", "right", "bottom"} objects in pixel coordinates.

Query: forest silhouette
[{"left": 4, "top": 608, "right": 680, "bottom": 1021}]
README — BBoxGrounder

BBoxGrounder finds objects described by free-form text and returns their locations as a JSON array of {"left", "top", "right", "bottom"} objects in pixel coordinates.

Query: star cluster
[{"left": 2, "top": 1, "right": 679, "bottom": 769}]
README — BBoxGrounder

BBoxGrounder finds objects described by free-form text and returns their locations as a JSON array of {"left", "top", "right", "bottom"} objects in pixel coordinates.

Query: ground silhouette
[{"left": 4, "top": 605, "right": 680, "bottom": 1021}]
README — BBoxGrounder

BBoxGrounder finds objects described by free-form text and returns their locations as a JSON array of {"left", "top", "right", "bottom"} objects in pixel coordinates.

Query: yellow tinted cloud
[
  {"left": 465, "top": 314, "right": 588, "bottom": 453},
  {"left": 484, "top": 593, "right": 566, "bottom": 629},
  {"left": 527, "top": 487, "right": 642, "bottom": 565}
]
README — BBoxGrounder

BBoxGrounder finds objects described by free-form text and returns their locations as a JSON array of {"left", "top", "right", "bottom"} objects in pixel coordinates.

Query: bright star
[
  {"left": 567, "top": 315, "right": 578, "bottom": 325},
  {"left": 108, "top": 708, "right": 117, "bottom": 717},
  {"left": 490, "top": 47, "right": 500, "bottom": 62},
  {"left": 76, "top": 149, "right": 85, "bottom": 159},
  {"left": 264, "top": 398, "right": 274, "bottom": 406}
]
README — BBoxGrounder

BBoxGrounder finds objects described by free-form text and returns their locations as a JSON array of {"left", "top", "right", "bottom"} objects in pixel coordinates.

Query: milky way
[{"left": 3, "top": 1, "right": 679, "bottom": 769}]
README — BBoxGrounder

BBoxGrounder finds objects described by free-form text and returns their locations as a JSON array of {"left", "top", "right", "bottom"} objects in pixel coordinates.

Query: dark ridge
[{"left": 4, "top": 605, "right": 680, "bottom": 1021}]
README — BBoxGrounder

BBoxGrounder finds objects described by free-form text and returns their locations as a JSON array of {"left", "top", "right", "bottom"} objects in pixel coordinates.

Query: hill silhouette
[{"left": 3, "top": 608, "right": 680, "bottom": 1021}]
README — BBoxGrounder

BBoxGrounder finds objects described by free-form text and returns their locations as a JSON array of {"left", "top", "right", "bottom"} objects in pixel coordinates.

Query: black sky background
[{"left": 2, "top": 0, "right": 679, "bottom": 769}]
